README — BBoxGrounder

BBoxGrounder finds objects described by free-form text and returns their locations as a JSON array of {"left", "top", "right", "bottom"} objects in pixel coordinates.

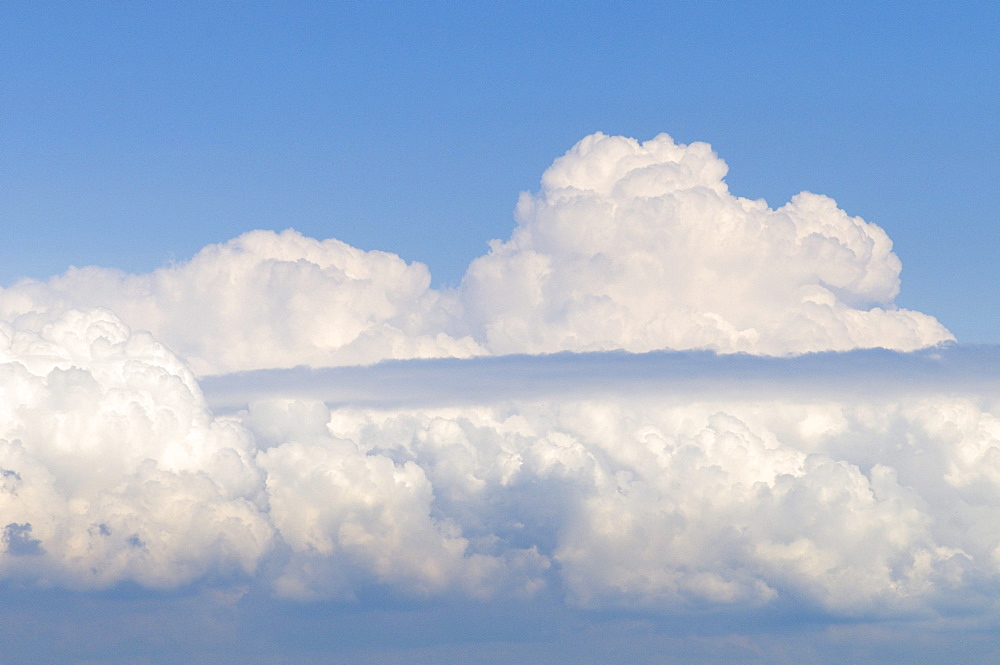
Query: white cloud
[
  {"left": 0, "top": 132, "right": 982, "bottom": 626},
  {"left": 0, "top": 308, "right": 272, "bottom": 589},
  {"left": 0, "top": 230, "right": 482, "bottom": 375},
  {"left": 193, "top": 349, "right": 1000, "bottom": 617},
  {"left": 1, "top": 307, "right": 999, "bottom": 620},
  {"left": 255, "top": 408, "right": 548, "bottom": 601},
  {"left": 0, "top": 133, "right": 951, "bottom": 375},
  {"left": 462, "top": 132, "right": 952, "bottom": 355},
  {"left": 302, "top": 392, "right": 975, "bottom": 615}
]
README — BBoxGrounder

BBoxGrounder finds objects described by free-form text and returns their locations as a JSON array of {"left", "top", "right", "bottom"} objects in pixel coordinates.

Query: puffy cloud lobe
[
  {"left": 0, "top": 312, "right": 546, "bottom": 598},
  {"left": 0, "top": 309, "right": 272, "bottom": 588},
  {"left": 463, "top": 132, "right": 952, "bottom": 355},
  {"left": 253, "top": 401, "right": 548, "bottom": 601},
  {"left": 0, "top": 230, "right": 482, "bottom": 375},
  {"left": 0, "top": 133, "right": 951, "bottom": 375},
  {"left": 315, "top": 398, "right": 976, "bottom": 615}
]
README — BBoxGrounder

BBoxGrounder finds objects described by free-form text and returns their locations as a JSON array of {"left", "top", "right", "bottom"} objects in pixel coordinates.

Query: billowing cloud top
[
  {"left": 0, "top": 230, "right": 482, "bottom": 375},
  {"left": 0, "top": 133, "right": 950, "bottom": 374},
  {"left": 464, "top": 133, "right": 951, "bottom": 355}
]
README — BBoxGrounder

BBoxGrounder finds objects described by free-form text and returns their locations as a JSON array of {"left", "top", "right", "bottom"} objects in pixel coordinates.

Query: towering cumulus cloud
[
  {"left": 463, "top": 133, "right": 952, "bottom": 355},
  {"left": 0, "top": 133, "right": 950, "bottom": 374}
]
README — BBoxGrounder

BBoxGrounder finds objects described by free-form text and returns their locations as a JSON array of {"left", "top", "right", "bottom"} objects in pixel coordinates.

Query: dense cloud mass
[
  {"left": 0, "top": 230, "right": 482, "bottom": 375},
  {"left": 463, "top": 133, "right": 952, "bottom": 355},
  {"left": 0, "top": 133, "right": 950, "bottom": 374},
  {"left": 0, "top": 133, "right": 987, "bottom": 634},
  {"left": 3, "top": 306, "right": 1000, "bottom": 623},
  {"left": 233, "top": 375, "right": 1000, "bottom": 618},
  {"left": 0, "top": 309, "right": 272, "bottom": 588}
]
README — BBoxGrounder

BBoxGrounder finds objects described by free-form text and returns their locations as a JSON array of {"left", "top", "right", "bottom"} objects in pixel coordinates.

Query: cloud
[
  {"left": 0, "top": 306, "right": 546, "bottom": 599},
  {"left": 0, "top": 230, "right": 482, "bottom": 375},
  {"left": 256, "top": 387, "right": 977, "bottom": 616},
  {"left": 0, "top": 308, "right": 273, "bottom": 589},
  {"left": 0, "top": 133, "right": 951, "bottom": 374},
  {"left": 201, "top": 347, "right": 1000, "bottom": 618},
  {"left": 0, "top": 132, "right": 987, "bottom": 659},
  {"left": 201, "top": 346, "right": 1000, "bottom": 413},
  {"left": 1, "top": 305, "right": 999, "bottom": 623},
  {"left": 462, "top": 133, "right": 952, "bottom": 355},
  {"left": 4, "top": 522, "right": 43, "bottom": 556}
]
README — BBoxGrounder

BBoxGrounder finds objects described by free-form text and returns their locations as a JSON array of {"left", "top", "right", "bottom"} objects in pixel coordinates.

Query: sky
[
  {"left": 2, "top": 1, "right": 998, "bottom": 340},
  {"left": 3, "top": 2, "right": 1000, "bottom": 664}
]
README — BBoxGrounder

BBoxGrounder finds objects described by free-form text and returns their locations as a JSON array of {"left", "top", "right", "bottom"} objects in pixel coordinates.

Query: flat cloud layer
[{"left": 0, "top": 133, "right": 951, "bottom": 374}]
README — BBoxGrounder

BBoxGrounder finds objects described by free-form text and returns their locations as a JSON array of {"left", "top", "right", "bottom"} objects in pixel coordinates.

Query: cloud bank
[
  {"left": 0, "top": 231, "right": 482, "bottom": 376},
  {"left": 1, "top": 132, "right": 986, "bottom": 656},
  {"left": 2, "top": 311, "right": 1000, "bottom": 622},
  {"left": 0, "top": 133, "right": 951, "bottom": 374}
]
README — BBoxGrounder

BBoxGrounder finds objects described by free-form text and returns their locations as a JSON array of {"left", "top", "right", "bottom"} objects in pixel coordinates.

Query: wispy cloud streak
[{"left": 203, "top": 345, "right": 1000, "bottom": 413}]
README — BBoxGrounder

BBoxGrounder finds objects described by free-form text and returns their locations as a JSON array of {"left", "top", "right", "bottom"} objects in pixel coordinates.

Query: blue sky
[
  {"left": 3, "top": 1, "right": 997, "bottom": 339},
  {"left": 4, "top": 3, "right": 1000, "bottom": 664}
]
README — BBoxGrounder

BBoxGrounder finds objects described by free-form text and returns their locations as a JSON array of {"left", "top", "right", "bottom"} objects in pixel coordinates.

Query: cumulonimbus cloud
[{"left": 0, "top": 132, "right": 951, "bottom": 374}]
